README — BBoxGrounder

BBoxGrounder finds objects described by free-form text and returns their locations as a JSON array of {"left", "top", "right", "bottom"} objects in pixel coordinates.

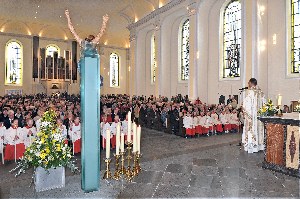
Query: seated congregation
[{"left": 0, "top": 93, "right": 243, "bottom": 163}]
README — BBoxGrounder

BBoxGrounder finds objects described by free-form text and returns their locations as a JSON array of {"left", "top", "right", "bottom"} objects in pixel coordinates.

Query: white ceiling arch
[{"left": 0, "top": 0, "right": 172, "bottom": 47}]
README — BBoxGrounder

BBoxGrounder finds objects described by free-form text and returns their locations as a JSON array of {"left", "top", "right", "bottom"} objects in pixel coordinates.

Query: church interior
[{"left": 0, "top": 0, "right": 299, "bottom": 198}]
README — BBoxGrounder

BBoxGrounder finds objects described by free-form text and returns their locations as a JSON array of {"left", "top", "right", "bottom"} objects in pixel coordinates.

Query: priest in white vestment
[{"left": 242, "top": 78, "right": 266, "bottom": 153}]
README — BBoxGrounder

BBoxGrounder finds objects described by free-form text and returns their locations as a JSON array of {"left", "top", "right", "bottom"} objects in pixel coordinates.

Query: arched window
[
  {"left": 291, "top": 0, "right": 300, "bottom": 73},
  {"left": 5, "top": 40, "right": 23, "bottom": 85},
  {"left": 110, "top": 53, "right": 120, "bottom": 87},
  {"left": 151, "top": 34, "right": 156, "bottom": 84},
  {"left": 46, "top": 44, "right": 60, "bottom": 57},
  {"left": 222, "top": 0, "right": 241, "bottom": 78},
  {"left": 180, "top": 19, "right": 190, "bottom": 80}
]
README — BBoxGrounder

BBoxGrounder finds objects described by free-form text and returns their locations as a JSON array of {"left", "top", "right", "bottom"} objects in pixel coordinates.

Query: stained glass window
[
  {"left": 151, "top": 34, "right": 156, "bottom": 84},
  {"left": 181, "top": 19, "right": 190, "bottom": 80},
  {"left": 223, "top": 0, "right": 241, "bottom": 78},
  {"left": 5, "top": 40, "right": 23, "bottom": 85},
  {"left": 110, "top": 53, "right": 119, "bottom": 87},
  {"left": 291, "top": 0, "right": 300, "bottom": 73}
]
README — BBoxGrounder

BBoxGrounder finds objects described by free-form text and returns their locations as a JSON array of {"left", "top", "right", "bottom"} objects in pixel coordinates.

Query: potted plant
[
  {"left": 10, "top": 110, "right": 78, "bottom": 192},
  {"left": 258, "top": 99, "right": 278, "bottom": 116}
]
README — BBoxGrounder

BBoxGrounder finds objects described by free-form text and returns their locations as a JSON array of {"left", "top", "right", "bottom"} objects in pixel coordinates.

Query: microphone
[{"left": 239, "top": 87, "right": 248, "bottom": 91}]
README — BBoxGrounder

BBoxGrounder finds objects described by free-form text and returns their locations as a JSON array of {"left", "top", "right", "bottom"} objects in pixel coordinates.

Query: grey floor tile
[
  {"left": 153, "top": 184, "right": 189, "bottom": 198},
  {"left": 191, "top": 165, "right": 219, "bottom": 176},
  {"left": 160, "top": 172, "right": 191, "bottom": 187},
  {"left": 189, "top": 174, "right": 213, "bottom": 188}
]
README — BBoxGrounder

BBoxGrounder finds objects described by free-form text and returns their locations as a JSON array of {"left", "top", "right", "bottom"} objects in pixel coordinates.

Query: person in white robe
[
  {"left": 57, "top": 118, "right": 68, "bottom": 145},
  {"left": 242, "top": 78, "right": 266, "bottom": 153},
  {"left": 4, "top": 119, "right": 26, "bottom": 161},
  {"left": 183, "top": 113, "right": 193, "bottom": 137},
  {"left": 69, "top": 116, "right": 81, "bottom": 154},
  {"left": 0, "top": 121, "right": 5, "bottom": 158},
  {"left": 100, "top": 115, "right": 112, "bottom": 149},
  {"left": 110, "top": 116, "right": 120, "bottom": 149},
  {"left": 22, "top": 119, "right": 37, "bottom": 148}
]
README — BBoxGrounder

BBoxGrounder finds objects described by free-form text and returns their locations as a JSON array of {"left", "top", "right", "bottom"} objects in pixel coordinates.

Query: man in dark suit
[{"left": 4, "top": 110, "right": 16, "bottom": 129}]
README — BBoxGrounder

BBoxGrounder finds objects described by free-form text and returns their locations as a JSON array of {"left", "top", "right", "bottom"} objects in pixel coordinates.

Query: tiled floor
[{"left": 0, "top": 129, "right": 299, "bottom": 198}]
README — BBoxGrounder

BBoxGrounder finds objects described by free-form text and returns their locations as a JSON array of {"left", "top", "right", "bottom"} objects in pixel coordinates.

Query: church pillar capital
[{"left": 187, "top": 2, "right": 197, "bottom": 16}]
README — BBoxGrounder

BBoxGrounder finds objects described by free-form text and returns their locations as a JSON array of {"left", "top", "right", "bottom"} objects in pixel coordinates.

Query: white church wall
[
  {"left": 162, "top": 8, "right": 189, "bottom": 98},
  {"left": 100, "top": 46, "right": 128, "bottom": 95},
  {"left": 201, "top": 0, "right": 243, "bottom": 104},
  {"left": 266, "top": 0, "right": 299, "bottom": 106}
]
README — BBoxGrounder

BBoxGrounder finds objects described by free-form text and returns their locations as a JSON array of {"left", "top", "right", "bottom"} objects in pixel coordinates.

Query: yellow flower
[
  {"left": 45, "top": 147, "right": 50, "bottom": 154},
  {"left": 41, "top": 137, "right": 45, "bottom": 144},
  {"left": 40, "top": 153, "right": 47, "bottom": 160}
]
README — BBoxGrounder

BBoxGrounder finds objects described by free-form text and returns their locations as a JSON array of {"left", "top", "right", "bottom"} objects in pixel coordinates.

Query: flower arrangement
[
  {"left": 295, "top": 104, "right": 300, "bottom": 112},
  {"left": 10, "top": 110, "right": 78, "bottom": 176},
  {"left": 258, "top": 99, "right": 278, "bottom": 116}
]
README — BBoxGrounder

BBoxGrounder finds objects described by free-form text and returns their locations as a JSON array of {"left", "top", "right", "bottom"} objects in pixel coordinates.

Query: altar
[{"left": 258, "top": 113, "right": 299, "bottom": 178}]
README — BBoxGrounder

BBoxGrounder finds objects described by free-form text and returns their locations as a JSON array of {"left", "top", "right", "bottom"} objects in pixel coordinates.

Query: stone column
[
  {"left": 188, "top": 2, "right": 198, "bottom": 100},
  {"left": 154, "top": 18, "right": 161, "bottom": 97},
  {"left": 129, "top": 29, "right": 137, "bottom": 96}
]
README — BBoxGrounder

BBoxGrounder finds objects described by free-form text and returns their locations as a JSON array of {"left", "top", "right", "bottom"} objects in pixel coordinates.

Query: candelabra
[
  {"left": 132, "top": 152, "right": 142, "bottom": 176},
  {"left": 125, "top": 141, "right": 134, "bottom": 182},
  {"left": 103, "top": 141, "right": 142, "bottom": 182},
  {"left": 119, "top": 152, "right": 126, "bottom": 175},
  {"left": 103, "top": 158, "right": 112, "bottom": 179},
  {"left": 113, "top": 154, "right": 121, "bottom": 180}
]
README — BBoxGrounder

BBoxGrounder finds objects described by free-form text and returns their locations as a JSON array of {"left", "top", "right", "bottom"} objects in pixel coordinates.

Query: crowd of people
[{"left": 0, "top": 92, "right": 244, "bottom": 163}]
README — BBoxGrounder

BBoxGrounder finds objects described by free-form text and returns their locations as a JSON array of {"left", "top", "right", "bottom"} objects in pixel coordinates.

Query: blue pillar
[{"left": 80, "top": 42, "right": 100, "bottom": 192}]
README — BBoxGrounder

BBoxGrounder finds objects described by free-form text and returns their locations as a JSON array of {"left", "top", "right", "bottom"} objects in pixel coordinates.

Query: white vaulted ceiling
[{"left": 0, "top": 0, "right": 171, "bottom": 47}]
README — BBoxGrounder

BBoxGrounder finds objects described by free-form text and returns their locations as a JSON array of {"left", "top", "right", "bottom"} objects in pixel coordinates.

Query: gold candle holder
[
  {"left": 113, "top": 154, "right": 121, "bottom": 180},
  {"left": 103, "top": 158, "right": 112, "bottom": 179},
  {"left": 132, "top": 152, "right": 140, "bottom": 176},
  {"left": 136, "top": 153, "right": 142, "bottom": 174},
  {"left": 125, "top": 141, "right": 133, "bottom": 182},
  {"left": 120, "top": 152, "right": 126, "bottom": 175}
]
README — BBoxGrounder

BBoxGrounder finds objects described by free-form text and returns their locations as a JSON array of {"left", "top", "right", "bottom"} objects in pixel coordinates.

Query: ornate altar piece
[{"left": 258, "top": 113, "right": 300, "bottom": 178}]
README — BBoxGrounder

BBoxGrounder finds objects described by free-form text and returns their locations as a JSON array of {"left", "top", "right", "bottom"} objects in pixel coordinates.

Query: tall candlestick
[
  {"left": 137, "top": 126, "right": 141, "bottom": 154},
  {"left": 127, "top": 111, "right": 131, "bottom": 142},
  {"left": 278, "top": 95, "right": 282, "bottom": 106},
  {"left": 133, "top": 123, "right": 137, "bottom": 152},
  {"left": 166, "top": 118, "right": 168, "bottom": 128},
  {"left": 106, "top": 129, "right": 110, "bottom": 159},
  {"left": 121, "top": 132, "right": 125, "bottom": 152},
  {"left": 116, "top": 123, "right": 120, "bottom": 155}
]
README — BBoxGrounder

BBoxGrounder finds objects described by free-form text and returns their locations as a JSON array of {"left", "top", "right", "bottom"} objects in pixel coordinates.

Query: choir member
[
  {"left": 4, "top": 119, "right": 26, "bottom": 161},
  {"left": 69, "top": 116, "right": 81, "bottom": 154},
  {"left": 23, "top": 119, "right": 37, "bottom": 148}
]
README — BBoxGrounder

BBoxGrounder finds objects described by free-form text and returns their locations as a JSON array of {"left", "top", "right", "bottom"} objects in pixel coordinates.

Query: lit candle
[
  {"left": 166, "top": 118, "right": 168, "bottom": 128},
  {"left": 116, "top": 123, "right": 120, "bottom": 155},
  {"left": 133, "top": 123, "right": 137, "bottom": 152},
  {"left": 106, "top": 129, "right": 110, "bottom": 159},
  {"left": 137, "top": 126, "right": 141, "bottom": 154},
  {"left": 278, "top": 95, "right": 282, "bottom": 106},
  {"left": 127, "top": 111, "right": 131, "bottom": 142},
  {"left": 121, "top": 132, "right": 124, "bottom": 153}
]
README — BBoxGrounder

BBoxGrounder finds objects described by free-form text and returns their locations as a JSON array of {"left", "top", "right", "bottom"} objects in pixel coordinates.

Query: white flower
[{"left": 41, "top": 121, "right": 51, "bottom": 127}]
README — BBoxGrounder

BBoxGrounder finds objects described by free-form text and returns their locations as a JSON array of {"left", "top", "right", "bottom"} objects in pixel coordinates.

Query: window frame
[
  {"left": 5, "top": 39, "right": 23, "bottom": 86},
  {"left": 150, "top": 34, "right": 156, "bottom": 84},
  {"left": 287, "top": 0, "right": 300, "bottom": 78},
  {"left": 179, "top": 18, "right": 190, "bottom": 82},
  {"left": 109, "top": 52, "right": 120, "bottom": 88},
  {"left": 219, "top": 0, "right": 242, "bottom": 81}
]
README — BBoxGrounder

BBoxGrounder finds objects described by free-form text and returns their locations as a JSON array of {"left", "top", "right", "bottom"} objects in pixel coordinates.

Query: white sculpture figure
[{"left": 65, "top": 9, "right": 109, "bottom": 46}]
